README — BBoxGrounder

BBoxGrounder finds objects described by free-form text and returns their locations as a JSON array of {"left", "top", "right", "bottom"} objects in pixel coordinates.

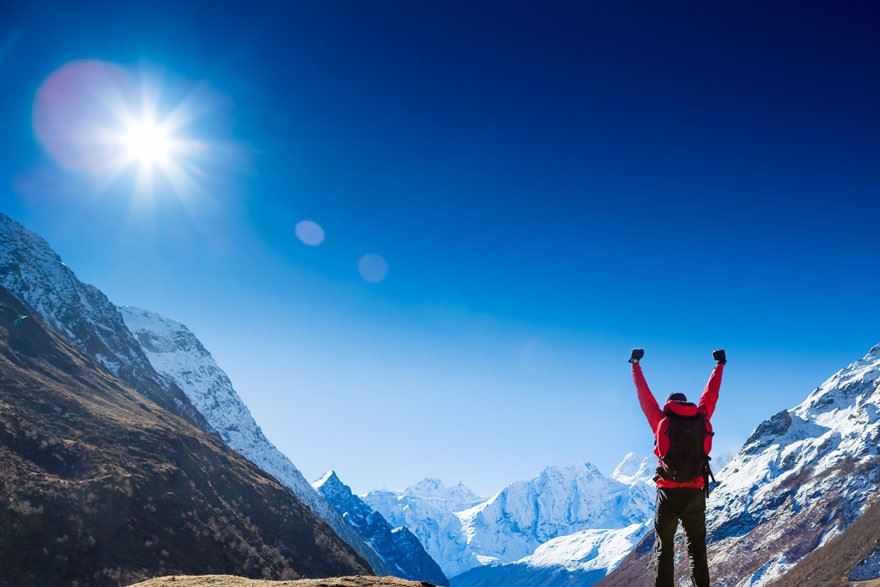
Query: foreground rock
[{"left": 130, "top": 576, "right": 435, "bottom": 587}]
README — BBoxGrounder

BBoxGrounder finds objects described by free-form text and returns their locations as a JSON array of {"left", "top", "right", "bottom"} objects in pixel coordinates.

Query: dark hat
[{"left": 666, "top": 392, "right": 688, "bottom": 403}]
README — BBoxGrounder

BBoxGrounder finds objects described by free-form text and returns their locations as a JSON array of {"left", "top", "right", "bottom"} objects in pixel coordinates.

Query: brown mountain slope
[
  {"left": 130, "top": 575, "right": 435, "bottom": 587},
  {"left": 0, "top": 286, "right": 371, "bottom": 587},
  {"left": 768, "top": 496, "right": 880, "bottom": 587}
]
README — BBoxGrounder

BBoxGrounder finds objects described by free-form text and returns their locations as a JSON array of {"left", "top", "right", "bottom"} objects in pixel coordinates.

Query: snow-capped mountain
[
  {"left": 314, "top": 471, "right": 449, "bottom": 586},
  {"left": 457, "top": 462, "right": 652, "bottom": 565},
  {"left": 610, "top": 452, "right": 654, "bottom": 486},
  {"left": 365, "top": 479, "right": 485, "bottom": 577},
  {"left": 0, "top": 213, "right": 210, "bottom": 431},
  {"left": 603, "top": 344, "right": 880, "bottom": 587},
  {"left": 365, "top": 459, "right": 653, "bottom": 582},
  {"left": 118, "top": 306, "right": 393, "bottom": 576}
]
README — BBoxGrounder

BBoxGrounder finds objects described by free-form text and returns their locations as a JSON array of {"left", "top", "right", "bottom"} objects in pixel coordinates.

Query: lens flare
[
  {"left": 358, "top": 253, "right": 389, "bottom": 283},
  {"left": 33, "top": 59, "right": 228, "bottom": 200},
  {"left": 295, "top": 220, "right": 325, "bottom": 246}
]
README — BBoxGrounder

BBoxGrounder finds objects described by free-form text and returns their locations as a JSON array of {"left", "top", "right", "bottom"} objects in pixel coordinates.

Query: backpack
[{"left": 659, "top": 407, "right": 711, "bottom": 484}]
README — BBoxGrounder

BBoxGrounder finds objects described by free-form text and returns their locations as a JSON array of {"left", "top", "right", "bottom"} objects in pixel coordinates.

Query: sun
[
  {"left": 33, "top": 61, "right": 231, "bottom": 198},
  {"left": 107, "top": 109, "right": 195, "bottom": 195},
  {"left": 122, "top": 118, "right": 176, "bottom": 167}
]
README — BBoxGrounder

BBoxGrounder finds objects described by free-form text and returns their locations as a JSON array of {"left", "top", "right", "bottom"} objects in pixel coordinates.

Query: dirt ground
[{"left": 129, "top": 576, "right": 436, "bottom": 587}]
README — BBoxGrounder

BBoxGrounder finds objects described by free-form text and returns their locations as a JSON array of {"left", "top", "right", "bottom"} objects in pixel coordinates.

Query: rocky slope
[
  {"left": 118, "top": 306, "right": 392, "bottom": 577},
  {"left": 601, "top": 344, "right": 880, "bottom": 587},
  {"left": 0, "top": 286, "right": 370, "bottom": 587},
  {"left": 0, "top": 212, "right": 389, "bottom": 575},
  {"left": 314, "top": 471, "right": 448, "bottom": 586},
  {"left": 130, "top": 576, "right": 438, "bottom": 587},
  {"left": 0, "top": 212, "right": 210, "bottom": 431},
  {"left": 767, "top": 496, "right": 880, "bottom": 586},
  {"left": 365, "top": 460, "right": 653, "bottom": 584}
]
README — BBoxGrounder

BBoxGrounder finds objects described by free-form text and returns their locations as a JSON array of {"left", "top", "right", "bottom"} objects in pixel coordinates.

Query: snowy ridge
[
  {"left": 365, "top": 458, "right": 653, "bottom": 581},
  {"left": 520, "top": 521, "right": 649, "bottom": 572},
  {"left": 700, "top": 344, "right": 880, "bottom": 585},
  {"left": 0, "top": 213, "right": 210, "bottom": 430},
  {"left": 313, "top": 471, "right": 449, "bottom": 585},
  {"left": 118, "top": 306, "right": 394, "bottom": 577}
]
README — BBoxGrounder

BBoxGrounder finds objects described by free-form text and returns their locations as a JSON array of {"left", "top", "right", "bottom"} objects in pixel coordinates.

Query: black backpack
[{"left": 659, "top": 408, "right": 713, "bottom": 485}]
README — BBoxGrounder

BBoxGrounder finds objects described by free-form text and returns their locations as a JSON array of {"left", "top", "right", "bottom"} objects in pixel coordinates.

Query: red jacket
[{"left": 632, "top": 362, "right": 723, "bottom": 488}]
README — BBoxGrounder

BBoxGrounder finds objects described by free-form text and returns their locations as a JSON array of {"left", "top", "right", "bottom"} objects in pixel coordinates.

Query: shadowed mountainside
[{"left": 0, "top": 286, "right": 371, "bottom": 587}]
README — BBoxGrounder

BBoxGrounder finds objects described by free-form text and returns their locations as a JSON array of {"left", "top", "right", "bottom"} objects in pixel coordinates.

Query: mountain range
[
  {"left": 364, "top": 457, "right": 655, "bottom": 586},
  {"left": 2, "top": 210, "right": 879, "bottom": 586}
]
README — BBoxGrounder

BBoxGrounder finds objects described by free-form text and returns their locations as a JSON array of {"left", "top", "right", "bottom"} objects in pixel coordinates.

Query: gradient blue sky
[{"left": 1, "top": 1, "right": 879, "bottom": 495}]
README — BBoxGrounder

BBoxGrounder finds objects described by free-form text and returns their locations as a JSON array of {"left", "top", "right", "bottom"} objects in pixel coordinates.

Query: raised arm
[
  {"left": 630, "top": 349, "right": 663, "bottom": 431},
  {"left": 698, "top": 349, "right": 726, "bottom": 419}
]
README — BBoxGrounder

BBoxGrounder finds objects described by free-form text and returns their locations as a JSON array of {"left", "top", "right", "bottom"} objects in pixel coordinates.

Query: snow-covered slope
[
  {"left": 118, "top": 306, "right": 393, "bottom": 576},
  {"left": 314, "top": 471, "right": 449, "bottom": 586},
  {"left": 610, "top": 452, "right": 654, "bottom": 486},
  {"left": 704, "top": 343, "right": 880, "bottom": 585},
  {"left": 365, "top": 459, "right": 653, "bottom": 581},
  {"left": 521, "top": 522, "right": 649, "bottom": 573},
  {"left": 365, "top": 479, "right": 485, "bottom": 577},
  {"left": 456, "top": 462, "right": 652, "bottom": 565},
  {"left": 451, "top": 521, "right": 650, "bottom": 587},
  {"left": 0, "top": 213, "right": 210, "bottom": 430},
  {"left": 603, "top": 344, "right": 880, "bottom": 587}
]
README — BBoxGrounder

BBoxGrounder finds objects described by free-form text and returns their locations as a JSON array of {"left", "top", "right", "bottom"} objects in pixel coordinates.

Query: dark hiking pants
[{"left": 653, "top": 487, "right": 709, "bottom": 587}]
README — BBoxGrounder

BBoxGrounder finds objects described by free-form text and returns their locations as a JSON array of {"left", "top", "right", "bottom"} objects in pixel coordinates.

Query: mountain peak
[
  {"left": 611, "top": 453, "right": 654, "bottom": 486},
  {"left": 0, "top": 213, "right": 211, "bottom": 430},
  {"left": 316, "top": 470, "right": 449, "bottom": 585},
  {"left": 314, "top": 470, "right": 342, "bottom": 489}
]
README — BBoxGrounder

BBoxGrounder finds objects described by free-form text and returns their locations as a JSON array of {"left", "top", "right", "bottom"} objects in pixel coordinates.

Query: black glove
[
  {"left": 713, "top": 349, "right": 727, "bottom": 365},
  {"left": 629, "top": 348, "right": 645, "bottom": 364}
]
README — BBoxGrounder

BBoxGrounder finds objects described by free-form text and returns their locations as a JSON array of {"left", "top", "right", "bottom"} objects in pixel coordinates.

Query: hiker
[{"left": 629, "top": 348, "right": 725, "bottom": 587}]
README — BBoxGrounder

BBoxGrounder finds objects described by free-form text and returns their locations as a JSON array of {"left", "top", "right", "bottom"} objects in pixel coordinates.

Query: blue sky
[{"left": 1, "top": 1, "right": 879, "bottom": 494}]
